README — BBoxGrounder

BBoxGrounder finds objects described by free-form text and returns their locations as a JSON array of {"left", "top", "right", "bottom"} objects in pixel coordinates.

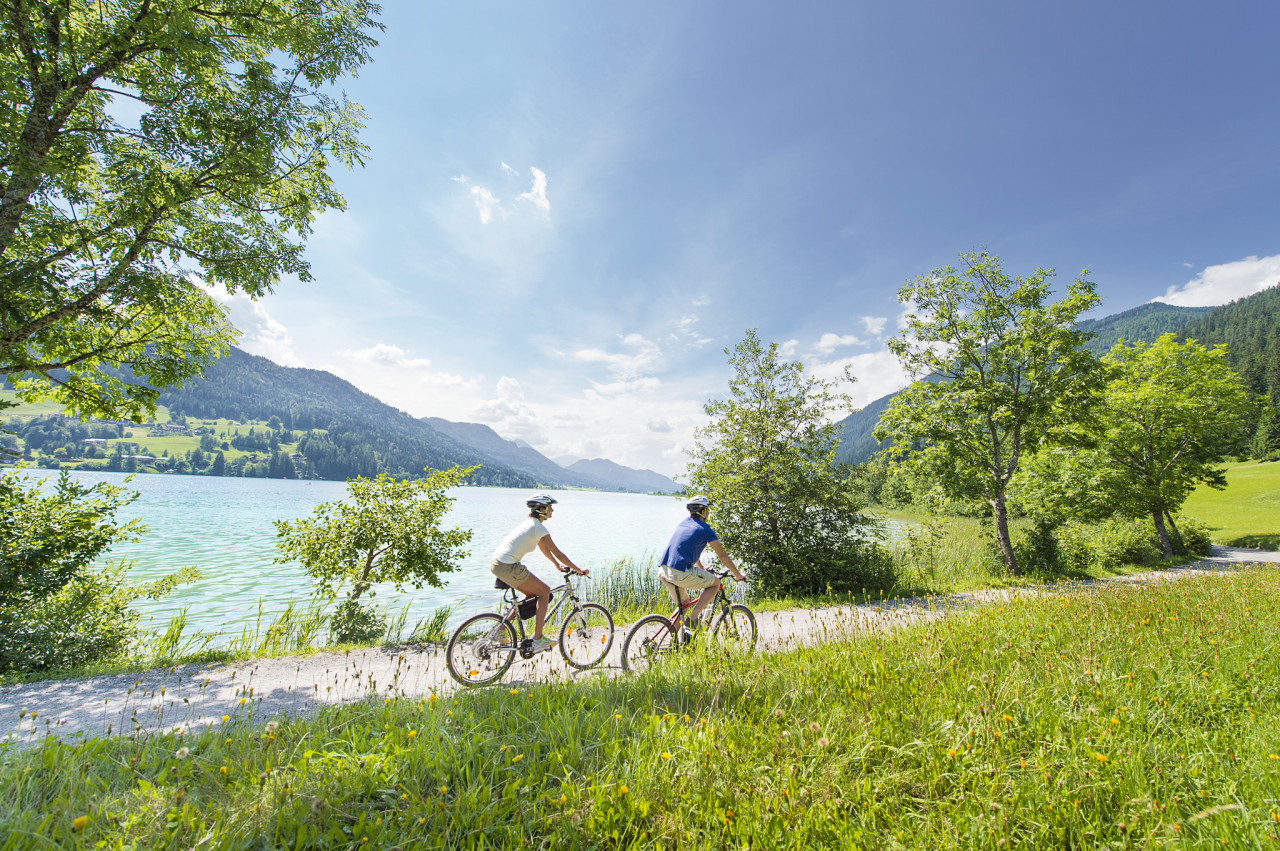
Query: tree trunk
[
  {"left": 1152, "top": 509, "right": 1173, "bottom": 557},
  {"left": 992, "top": 495, "right": 1020, "bottom": 576},
  {"left": 1163, "top": 511, "right": 1185, "bottom": 555}
]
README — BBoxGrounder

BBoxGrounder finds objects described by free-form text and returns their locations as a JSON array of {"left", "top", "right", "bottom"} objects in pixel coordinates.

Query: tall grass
[{"left": 6, "top": 566, "right": 1278, "bottom": 847}]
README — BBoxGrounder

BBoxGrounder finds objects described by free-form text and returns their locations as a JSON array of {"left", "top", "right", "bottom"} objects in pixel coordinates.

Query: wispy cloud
[
  {"left": 518, "top": 167, "right": 551, "bottom": 213},
  {"left": 201, "top": 285, "right": 303, "bottom": 367},
  {"left": 572, "top": 334, "right": 661, "bottom": 380},
  {"left": 1157, "top": 254, "right": 1280, "bottom": 306},
  {"left": 470, "top": 185, "right": 503, "bottom": 224}
]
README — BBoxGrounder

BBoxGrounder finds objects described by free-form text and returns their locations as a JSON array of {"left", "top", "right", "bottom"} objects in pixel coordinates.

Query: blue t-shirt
[{"left": 659, "top": 516, "right": 718, "bottom": 572}]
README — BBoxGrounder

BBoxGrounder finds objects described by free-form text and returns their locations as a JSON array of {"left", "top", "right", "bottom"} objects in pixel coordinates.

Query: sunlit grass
[
  {"left": 1183, "top": 459, "right": 1280, "bottom": 549},
  {"left": 4, "top": 566, "right": 1278, "bottom": 847}
]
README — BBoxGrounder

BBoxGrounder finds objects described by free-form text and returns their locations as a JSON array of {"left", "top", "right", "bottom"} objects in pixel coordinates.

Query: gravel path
[{"left": 2, "top": 546, "right": 1276, "bottom": 750}]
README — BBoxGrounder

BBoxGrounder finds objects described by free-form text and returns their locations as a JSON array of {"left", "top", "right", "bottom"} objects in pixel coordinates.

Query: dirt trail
[{"left": 2, "top": 546, "right": 1276, "bottom": 749}]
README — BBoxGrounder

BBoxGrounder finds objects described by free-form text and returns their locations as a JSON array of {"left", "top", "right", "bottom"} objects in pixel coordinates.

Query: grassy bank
[
  {"left": 1182, "top": 459, "right": 1280, "bottom": 549},
  {"left": 4, "top": 565, "right": 1278, "bottom": 848}
]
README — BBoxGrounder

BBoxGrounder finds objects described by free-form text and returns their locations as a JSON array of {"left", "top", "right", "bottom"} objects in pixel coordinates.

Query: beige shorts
[
  {"left": 490, "top": 559, "right": 531, "bottom": 588},
  {"left": 658, "top": 563, "right": 718, "bottom": 606}
]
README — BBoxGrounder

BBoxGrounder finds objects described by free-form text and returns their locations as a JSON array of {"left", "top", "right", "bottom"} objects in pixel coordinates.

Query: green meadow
[
  {"left": 1182, "top": 460, "right": 1280, "bottom": 550},
  {"left": 4, "top": 566, "right": 1279, "bottom": 848}
]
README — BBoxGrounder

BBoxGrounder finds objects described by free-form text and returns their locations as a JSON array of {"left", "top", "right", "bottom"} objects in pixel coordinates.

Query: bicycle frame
[
  {"left": 496, "top": 570, "right": 584, "bottom": 653},
  {"left": 664, "top": 582, "right": 733, "bottom": 636}
]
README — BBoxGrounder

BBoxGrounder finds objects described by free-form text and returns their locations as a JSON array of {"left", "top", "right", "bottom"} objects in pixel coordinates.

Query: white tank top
[{"left": 491, "top": 517, "right": 549, "bottom": 564}]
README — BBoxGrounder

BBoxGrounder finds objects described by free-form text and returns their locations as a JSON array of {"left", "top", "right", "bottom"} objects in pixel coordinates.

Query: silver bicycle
[{"left": 446, "top": 566, "right": 615, "bottom": 686}]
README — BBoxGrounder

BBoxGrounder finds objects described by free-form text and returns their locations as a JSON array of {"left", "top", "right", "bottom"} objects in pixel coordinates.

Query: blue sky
[{"left": 211, "top": 1, "right": 1280, "bottom": 478}]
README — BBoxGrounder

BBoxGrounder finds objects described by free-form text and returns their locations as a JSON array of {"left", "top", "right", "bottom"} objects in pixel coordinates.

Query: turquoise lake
[
  {"left": 17, "top": 470, "right": 902, "bottom": 644},
  {"left": 19, "top": 471, "right": 691, "bottom": 642}
]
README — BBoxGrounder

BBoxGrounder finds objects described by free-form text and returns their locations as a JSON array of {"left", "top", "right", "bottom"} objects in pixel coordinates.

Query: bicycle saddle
[{"left": 494, "top": 578, "right": 512, "bottom": 590}]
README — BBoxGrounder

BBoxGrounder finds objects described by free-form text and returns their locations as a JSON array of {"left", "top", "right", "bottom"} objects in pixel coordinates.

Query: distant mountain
[
  {"left": 553, "top": 455, "right": 584, "bottom": 468},
  {"left": 832, "top": 298, "right": 1250, "bottom": 465},
  {"left": 1076, "top": 301, "right": 1215, "bottom": 356},
  {"left": 565, "top": 458, "right": 681, "bottom": 494},
  {"left": 425, "top": 416, "right": 681, "bottom": 493},
  {"left": 158, "top": 348, "right": 538, "bottom": 486},
  {"left": 421, "top": 417, "right": 598, "bottom": 488},
  {"left": 833, "top": 390, "right": 898, "bottom": 466}
]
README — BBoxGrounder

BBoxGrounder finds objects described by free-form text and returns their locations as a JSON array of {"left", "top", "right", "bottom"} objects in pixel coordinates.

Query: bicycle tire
[
  {"left": 620, "top": 613, "right": 678, "bottom": 674},
  {"left": 710, "top": 603, "right": 757, "bottom": 653},
  {"left": 446, "top": 612, "right": 518, "bottom": 686},
  {"left": 558, "top": 602, "right": 615, "bottom": 669}
]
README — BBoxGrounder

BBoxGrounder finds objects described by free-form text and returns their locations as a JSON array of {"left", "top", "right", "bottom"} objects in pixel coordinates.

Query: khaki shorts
[
  {"left": 658, "top": 563, "right": 718, "bottom": 607},
  {"left": 491, "top": 559, "right": 531, "bottom": 588}
]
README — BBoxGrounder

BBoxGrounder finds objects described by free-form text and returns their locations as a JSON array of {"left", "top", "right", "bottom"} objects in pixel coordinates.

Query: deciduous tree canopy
[
  {"left": 875, "top": 250, "right": 1102, "bottom": 576},
  {"left": 0, "top": 0, "right": 382, "bottom": 419}
]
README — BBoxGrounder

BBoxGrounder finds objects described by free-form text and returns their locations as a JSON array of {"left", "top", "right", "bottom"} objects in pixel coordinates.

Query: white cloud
[
  {"left": 671, "top": 314, "right": 713, "bottom": 347},
  {"left": 572, "top": 335, "right": 661, "bottom": 380},
  {"left": 814, "top": 332, "right": 862, "bottom": 354},
  {"left": 517, "top": 166, "right": 551, "bottom": 213},
  {"left": 779, "top": 339, "right": 799, "bottom": 357},
  {"left": 470, "top": 185, "right": 503, "bottom": 224},
  {"left": 1157, "top": 254, "right": 1280, "bottom": 306},
  {"left": 809, "top": 349, "right": 912, "bottom": 410},
  {"left": 202, "top": 286, "right": 303, "bottom": 367},
  {"left": 860, "top": 316, "right": 888, "bottom": 335},
  {"left": 450, "top": 174, "right": 468, "bottom": 183},
  {"left": 335, "top": 343, "right": 476, "bottom": 389},
  {"left": 587, "top": 376, "right": 662, "bottom": 396},
  {"left": 501, "top": 162, "right": 518, "bottom": 177}
]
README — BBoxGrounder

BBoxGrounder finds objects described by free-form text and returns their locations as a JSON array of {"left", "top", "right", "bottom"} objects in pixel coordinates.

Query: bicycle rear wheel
[
  {"left": 710, "top": 603, "right": 757, "bottom": 654},
  {"left": 558, "top": 602, "right": 615, "bottom": 669},
  {"left": 446, "top": 612, "right": 518, "bottom": 686},
  {"left": 620, "top": 613, "right": 678, "bottom": 674}
]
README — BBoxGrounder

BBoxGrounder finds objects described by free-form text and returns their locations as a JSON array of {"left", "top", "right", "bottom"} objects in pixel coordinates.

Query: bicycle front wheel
[
  {"left": 710, "top": 603, "right": 757, "bottom": 654},
  {"left": 620, "top": 614, "right": 678, "bottom": 674},
  {"left": 558, "top": 602, "right": 615, "bottom": 669},
  {"left": 446, "top": 613, "right": 518, "bottom": 686}
]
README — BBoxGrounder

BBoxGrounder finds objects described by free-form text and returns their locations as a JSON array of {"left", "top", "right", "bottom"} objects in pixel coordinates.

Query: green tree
[
  {"left": 0, "top": 470, "right": 197, "bottom": 673},
  {"left": 875, "top": 250, "right": 1102, "bottom": 576},
  {"left": 275, "top": 466, "right": 475, "bottom": 642},
  {"left": 1, "top": 0, "right": 382, "bottom": 420},
  {"left": 1087, "top": 335, "right": 1258, "bottom": 556},
  {"left": 687, "top": 330, "right": 884, "bottom": 595}
]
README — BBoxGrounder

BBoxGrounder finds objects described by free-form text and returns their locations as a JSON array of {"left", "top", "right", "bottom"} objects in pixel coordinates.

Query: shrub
[
  {"left": 0, "top": 470, "right": 197, "bottom": 674},
  {"left": 1175, "top": 516, "right": 1213, "bottom": 556},
  {"left": 1056, "top": 516, "right": 1161, "bottom": 573},
  {"left": 329, "top": 600, "right": 387, "bottom": 645}
]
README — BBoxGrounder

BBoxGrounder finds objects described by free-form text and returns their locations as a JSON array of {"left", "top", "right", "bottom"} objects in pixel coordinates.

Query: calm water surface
[{"left": 26, "top": 471, "right": 687, "bottom": 643}]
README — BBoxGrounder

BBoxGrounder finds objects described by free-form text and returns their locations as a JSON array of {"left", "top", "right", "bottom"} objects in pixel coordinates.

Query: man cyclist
[
  {"left": 657, "top": 495, "right": 745, "bottom": 634},
  {"left": 490, "top": 493, "right": 588, "bottom": 653}
]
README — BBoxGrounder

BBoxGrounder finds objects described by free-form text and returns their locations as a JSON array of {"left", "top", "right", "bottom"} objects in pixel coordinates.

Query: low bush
[
  {"left": 0, "top": 470, "right": 199, "bottom": 675},
  {"left": 1175, "top": 515, "right": 1213, "bottom": 556},
  {"left": 1055, "top": 516, "right": 1161, "bottom": 573}
]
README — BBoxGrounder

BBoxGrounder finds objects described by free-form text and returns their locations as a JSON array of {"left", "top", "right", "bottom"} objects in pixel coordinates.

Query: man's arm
[{"left": 707, "top": 540, "right": 744, "bottom": 582}]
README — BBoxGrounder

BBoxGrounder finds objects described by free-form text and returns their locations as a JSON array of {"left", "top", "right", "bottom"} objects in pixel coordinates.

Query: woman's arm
[{"left": 538, "top": 535, "right": 588, "bottom": 575}]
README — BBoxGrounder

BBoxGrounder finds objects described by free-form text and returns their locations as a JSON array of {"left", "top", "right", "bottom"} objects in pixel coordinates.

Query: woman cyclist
[{"left": 490, "top": 493, "right": 588, "bottom": 653}]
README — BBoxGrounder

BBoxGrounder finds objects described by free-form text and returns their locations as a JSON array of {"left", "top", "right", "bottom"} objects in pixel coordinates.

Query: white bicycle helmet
[{"left": 526, "top": 493, "right": 558, "bottom": 510}]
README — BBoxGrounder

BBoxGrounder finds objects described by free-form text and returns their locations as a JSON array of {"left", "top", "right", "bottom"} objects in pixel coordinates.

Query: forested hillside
[
  {"left": 1076, "top": 302, "right": 1214, "bottom": 356},
  {"left": 1179, "top": 285, "right": 1280, "bottom": 403},
  {"left": 833, "top": 294, "right": 1277, "bottom": 464},
  {"left": 1179, "top": 285, "right": 1280, "bottom": 457},
  {"left": 158, "top": 349, "right": 538, "bottom": 486}
]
